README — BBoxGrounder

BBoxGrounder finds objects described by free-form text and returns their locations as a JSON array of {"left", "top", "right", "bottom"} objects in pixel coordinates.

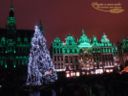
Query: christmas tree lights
[{"left": 26, "top": 24, "right": 57, "bottom": 86}]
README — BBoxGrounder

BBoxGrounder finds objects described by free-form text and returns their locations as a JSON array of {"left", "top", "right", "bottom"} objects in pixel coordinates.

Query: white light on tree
[{"left": 26, "top": 24, "right": 57, "bottom": 86}]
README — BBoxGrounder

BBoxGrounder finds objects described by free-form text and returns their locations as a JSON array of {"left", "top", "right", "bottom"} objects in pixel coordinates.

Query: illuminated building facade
[
  {"left": 52, "top": 29, "right": 119, "bottom": 74},
  {"left": 0, "top": 2, "right": 33, "bottom": 68},
  {"left": 0, "top": 1, "right": 126, "bottom": 76},
  {"left": 52, "top": 34, "right": 79, "bottom": 72}
]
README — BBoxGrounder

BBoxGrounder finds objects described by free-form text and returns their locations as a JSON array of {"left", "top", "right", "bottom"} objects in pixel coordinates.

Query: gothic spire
[
  {"left": 7, "top": 0, "right": 16, "bottom": 31},
  {"left": 9, "top": 0, "right": 14, "bottom": 17},
  {"left": 82, "top": 28, "right": 85, "bottom": 34}
]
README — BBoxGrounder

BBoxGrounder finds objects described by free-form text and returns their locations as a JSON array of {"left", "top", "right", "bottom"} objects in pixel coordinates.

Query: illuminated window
[
  {"left": 1, "top": 37, "right": 6, "bottom": 45},
  {"left": 24, "top": 37, "right": 28, "bottom": 44}
]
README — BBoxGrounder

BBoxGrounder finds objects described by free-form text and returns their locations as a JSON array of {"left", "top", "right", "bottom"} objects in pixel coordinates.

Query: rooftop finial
[
  {"left": 9, "top": 0, "right": 15, "bottom": 17},
  {"left": 10, "top": 0, "right": 14, "bottom": 10},
  {"left": 82, "top": 28, "right": 85, "bottom": 34}
]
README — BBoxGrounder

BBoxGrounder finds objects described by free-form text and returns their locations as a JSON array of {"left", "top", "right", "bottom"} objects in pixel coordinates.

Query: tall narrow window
[{"left": 65, "top": 56, "right": 68, "bottom": 63}]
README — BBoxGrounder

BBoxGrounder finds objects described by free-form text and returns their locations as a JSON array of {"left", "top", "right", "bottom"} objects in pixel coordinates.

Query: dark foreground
[{"left": 0, "top": 68, "right": 128, "bottom": 96}]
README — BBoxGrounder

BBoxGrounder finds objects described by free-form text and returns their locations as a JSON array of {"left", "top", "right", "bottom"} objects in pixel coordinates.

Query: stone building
[
  {"left": 0, "top": 2, "right": 33, "bottom": 68},
  {"left": 52, "top": 30, "right": 119, "bottom": 74}
]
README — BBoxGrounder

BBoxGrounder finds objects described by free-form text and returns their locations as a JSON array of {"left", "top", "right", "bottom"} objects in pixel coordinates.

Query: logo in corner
[{"left": 91, "top": 2, "right": 124, "bottom": 14}]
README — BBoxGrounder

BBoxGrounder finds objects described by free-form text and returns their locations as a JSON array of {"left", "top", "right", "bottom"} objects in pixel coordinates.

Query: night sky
[{"left": 0, "top": 0, "right": 128, "bottom": 46}]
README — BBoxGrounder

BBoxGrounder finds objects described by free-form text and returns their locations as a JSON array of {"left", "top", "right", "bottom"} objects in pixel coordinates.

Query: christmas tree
[{"left": 26, "top": 24, "right": 57, "bottom": 86}]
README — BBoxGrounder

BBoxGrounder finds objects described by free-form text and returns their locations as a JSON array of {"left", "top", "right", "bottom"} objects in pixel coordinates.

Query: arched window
[
  {"left": 56, "top": 43, "right": 59, "bottom": 46},
  {"left": 24, "top": 38, "right": 28, "bottom": 44},
  {"left": 54, "top": 63, "right": 57, "bottom": 69},
  {"left": 70, "top": 49, "right": 72, "bottom": 53},
  {"left": 75, "top": 56, "right": 78, "bottom": 63},
  {"left": 54, "top": 48, "right": 56, "bottom": 53},
  {"left": 74, "top": 49, "right": 77, "bottom": 53},
  {"left": 60, "top": 48, "right": 62, "bottom": 53},
  {"left": 58, "top": 56, "right": 60, "bottom": 61},
  {"left": 57, "top": 48, "right": 59, "bottom": 53},
  {"left": 54, "top": 56, "right": 56, "bottom": 61},
  {"left": 65, "top": 49, "right": 67, "bottom": 53},
  {"left": 69, "top": 40, "right": 72, "bottom": 45},
  {"left": 70, "top": 57, "right": 73, "bottom": 63},
  {"left": 17, "top": 37, "right": 21, "bottom": 45},
  {"left": 61, "top": 63, "right": 64, "bottom": 69},
  {"left": 1, "top": 37, "right": 6, "bottom": 45},
  {"left": 61, "top": 56, "right": 63, "bottom": 61}
]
